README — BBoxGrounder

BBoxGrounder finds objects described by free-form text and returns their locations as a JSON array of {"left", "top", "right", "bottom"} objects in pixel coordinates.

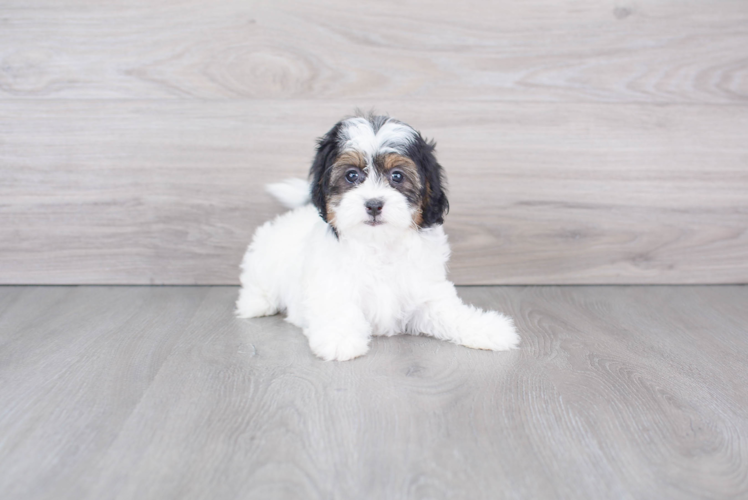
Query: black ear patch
[
  {"left": 309, "top": 123, "right": 342, "bottom": 223},
  {"left": 408, "top": 135, "right": 449, "bottom": 227}
]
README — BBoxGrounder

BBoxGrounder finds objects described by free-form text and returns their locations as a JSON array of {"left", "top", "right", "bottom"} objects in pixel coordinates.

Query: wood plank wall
[{"left": 1, "top": 0, "right": 747, "bottom": 285}]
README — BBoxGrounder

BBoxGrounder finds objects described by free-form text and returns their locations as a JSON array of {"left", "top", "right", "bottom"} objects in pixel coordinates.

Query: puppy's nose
[{"left": 365, "top": 198, "right": 384, "bottom": 216}]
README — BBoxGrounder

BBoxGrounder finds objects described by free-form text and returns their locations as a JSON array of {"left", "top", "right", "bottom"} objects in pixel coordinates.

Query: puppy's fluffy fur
[{"left": 237, "top": 114, "right": 519, "bottom": 361}]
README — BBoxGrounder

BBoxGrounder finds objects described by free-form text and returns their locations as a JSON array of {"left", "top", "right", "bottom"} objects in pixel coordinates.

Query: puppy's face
[{"left": 310, "top": 115, "right": 448, "bottom": 237}]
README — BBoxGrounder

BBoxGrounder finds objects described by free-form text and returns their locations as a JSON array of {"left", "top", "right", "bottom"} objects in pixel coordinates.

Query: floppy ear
[
  {"left": 309, "top": 123, "right": 342, "bottom": 223},
  {"left": 410, "top": 135, "right": 449, "bottom": 228}
]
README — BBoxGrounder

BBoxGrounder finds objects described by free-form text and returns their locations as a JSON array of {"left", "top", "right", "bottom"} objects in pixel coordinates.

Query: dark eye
[
  {"left": 391, "top": 171, "right": 404, "bottom": 184},
  {"left": 345, "top": 169, "right": 359, "bottom": 183}
]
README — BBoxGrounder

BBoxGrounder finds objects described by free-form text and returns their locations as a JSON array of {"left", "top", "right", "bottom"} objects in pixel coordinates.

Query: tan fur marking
[
  {"left": 412, "top": 208, "right": 424, "bottom": 227},
  {"left": 382, "top": 154, "right": 424, "bottom": 228},
  {"left": 383, "top": 154, "right": 419, "bottom": 181},
  {"left": 330, "top": 151, "right": 366, "bottom": 182},
  {"left": 326, "top": 200, "right": 338, "bottom": 230},
  {"left": 416, "top": 180, "right": 432, "bottom": 228},
  {"left": 325, "top": 151, "right": 365, "bottom": 230}
]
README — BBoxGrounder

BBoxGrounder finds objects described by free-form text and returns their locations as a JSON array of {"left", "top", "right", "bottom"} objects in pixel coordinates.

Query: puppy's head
[{"left": 309, "top": 114, "right": 448, "bottom": 237}]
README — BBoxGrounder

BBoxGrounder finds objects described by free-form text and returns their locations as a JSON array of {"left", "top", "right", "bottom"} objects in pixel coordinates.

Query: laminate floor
[{"left": 1, "top": 286, "right": 747, "bottom": 499}]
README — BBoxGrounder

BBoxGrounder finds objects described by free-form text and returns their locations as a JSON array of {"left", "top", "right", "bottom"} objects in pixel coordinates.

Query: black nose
[{"left": 365, "top": 198, "right": 384, "bottom": 216}]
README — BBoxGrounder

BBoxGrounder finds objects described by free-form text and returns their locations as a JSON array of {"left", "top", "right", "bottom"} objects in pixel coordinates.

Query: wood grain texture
[
  {"left": 1, "top": 100, "right": 747, "bottom": 285},
  {"left": 0, "top": 0, "right": 747, "bottom": 103},
  {"left": 1, "top": 285, "right": 747, "bottom": 499}
]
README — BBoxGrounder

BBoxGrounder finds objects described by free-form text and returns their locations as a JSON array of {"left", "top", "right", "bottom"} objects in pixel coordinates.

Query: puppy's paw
[
  {"left": 307, "top": 329, "right": 370, "bottom": 361},
  {"left": 460, "top": 310, "right": 520, "bottom": 351},
  {"left": 235, "top": 287, "right": 277, "bottom": 318}
]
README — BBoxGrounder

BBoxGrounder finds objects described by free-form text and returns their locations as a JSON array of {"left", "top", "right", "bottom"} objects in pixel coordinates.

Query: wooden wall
[{"left": 1, "top": 0, "right": 747, "bottom": 284}]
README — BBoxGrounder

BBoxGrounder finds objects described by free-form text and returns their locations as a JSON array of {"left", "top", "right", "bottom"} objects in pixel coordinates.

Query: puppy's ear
[
  {"left": 309, "top": 123, "right": 342, "bottom": 223},
  {"left": 410, "top": 135, "right": 449, "bottom": 228}
]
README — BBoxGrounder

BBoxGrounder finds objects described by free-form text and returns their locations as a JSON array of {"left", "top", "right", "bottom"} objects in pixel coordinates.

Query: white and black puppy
[{"left": 236, "top": 113, "right": 519, "bottom": 361}]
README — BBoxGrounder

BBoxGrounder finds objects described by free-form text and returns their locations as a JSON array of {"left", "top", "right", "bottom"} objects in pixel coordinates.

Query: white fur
[
  {"left": 236, "top": 178, "right": 520, "bottom": 361},
  {"left": 340, "top": 117, "right": 416, "bottom": 160}
]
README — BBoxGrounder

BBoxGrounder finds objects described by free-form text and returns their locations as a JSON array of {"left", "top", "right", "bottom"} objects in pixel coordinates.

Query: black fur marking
[
  {"left": 368, "top": 114, "right": 390, "bottom": 134},
  {"left": 352, "top": 109, "right": 391, "bottom": 134},
  {"left": 309, "top": 122, "right": 343, "bottom": 224},
  {"left": 406, "top": 135, "right": 449, "bottom": 227}
]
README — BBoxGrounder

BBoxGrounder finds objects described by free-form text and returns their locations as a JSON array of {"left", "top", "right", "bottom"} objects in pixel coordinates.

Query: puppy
[{"left": 236, "top": 113, "right": 519, "bottom": 361}]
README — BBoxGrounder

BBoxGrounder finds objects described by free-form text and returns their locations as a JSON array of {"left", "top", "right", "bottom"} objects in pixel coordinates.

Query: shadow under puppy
[{"left": 237, "top": 113, "right": 519, "bottom": 361}]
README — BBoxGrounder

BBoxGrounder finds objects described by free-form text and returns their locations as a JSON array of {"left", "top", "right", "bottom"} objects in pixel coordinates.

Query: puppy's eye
[
  {"left": 391, "top": 171, "right": 404, "bottom": 184},
  {"left": 345, "top": 169, "right": 360, "bottom": 183}
]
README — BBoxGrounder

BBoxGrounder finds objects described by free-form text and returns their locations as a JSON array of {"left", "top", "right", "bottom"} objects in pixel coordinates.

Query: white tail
[{"left": 265, "top": 178, "right": 311, "bottom": 209}]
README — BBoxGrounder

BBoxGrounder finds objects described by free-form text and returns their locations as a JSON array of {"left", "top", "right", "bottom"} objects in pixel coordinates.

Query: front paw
[
  {"left": 306, "top": 328, "right": 370, "bottom": 361},
  {"left": 235, "top": 286, "right": 276, "bottom": 318},
  {"left": 460, "top": 309, "right": 520, "bottom": 351}
]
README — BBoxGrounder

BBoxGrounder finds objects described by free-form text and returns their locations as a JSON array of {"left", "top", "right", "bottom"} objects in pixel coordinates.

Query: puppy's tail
[{"left": 265, "top": 178, "right": 311, "bottom": 209}]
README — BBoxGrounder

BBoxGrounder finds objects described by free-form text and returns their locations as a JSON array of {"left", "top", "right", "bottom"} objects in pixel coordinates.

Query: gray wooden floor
[{"left": 1, "top": 285, "right": 747, "bottom": 499}]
